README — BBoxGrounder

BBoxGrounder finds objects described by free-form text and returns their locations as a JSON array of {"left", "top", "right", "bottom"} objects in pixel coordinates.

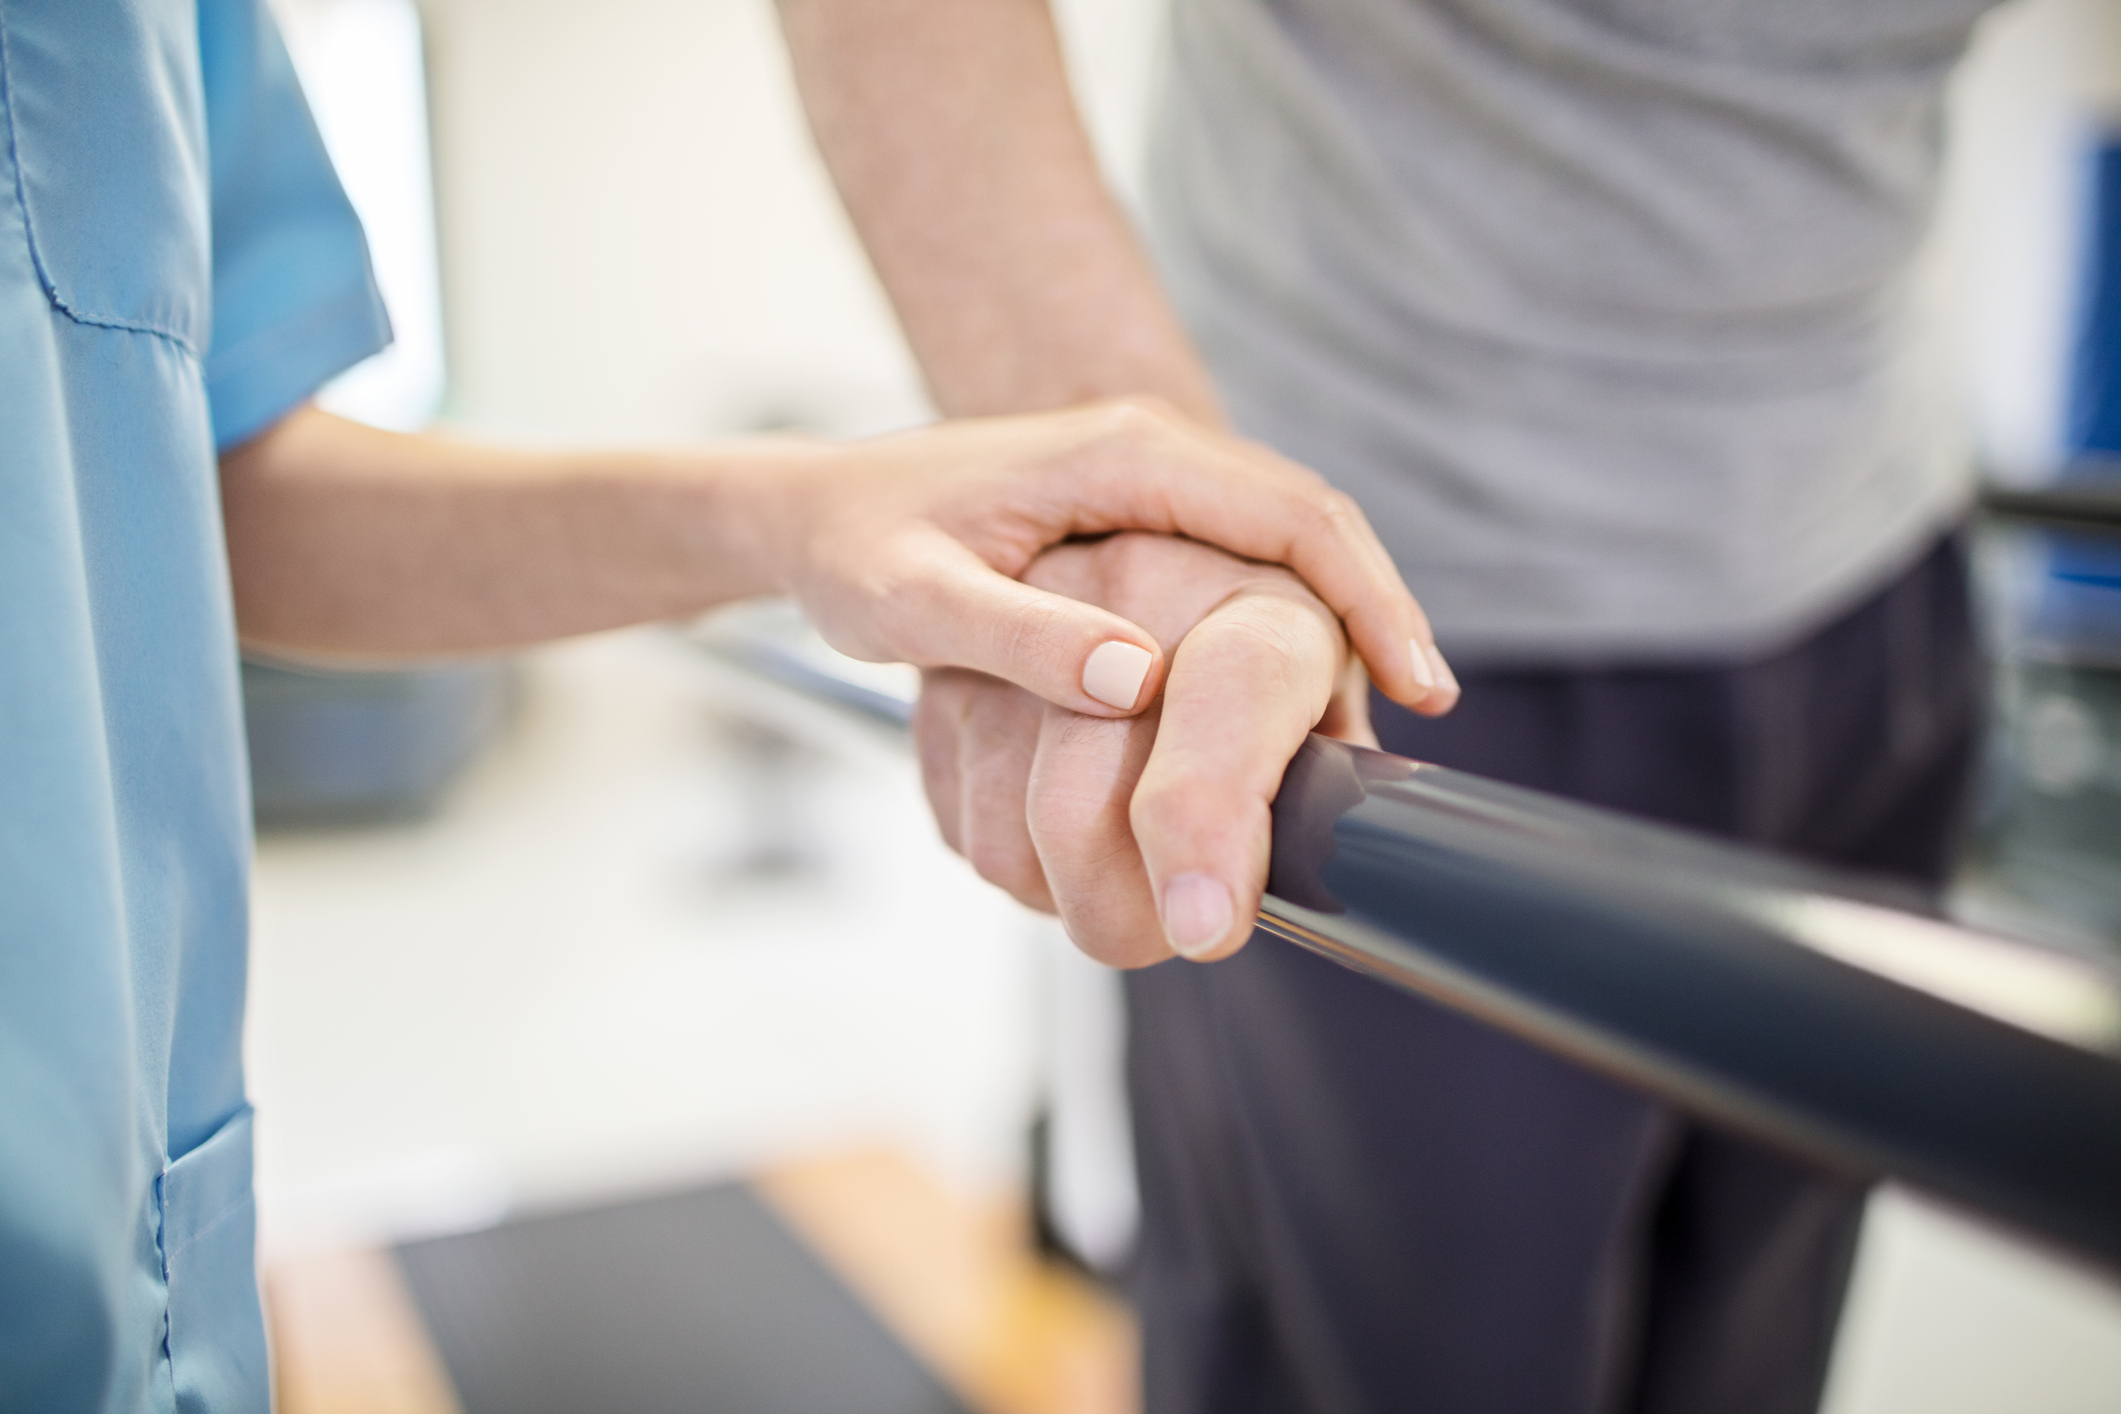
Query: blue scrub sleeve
[{"left": 198, "top": 0, "right": 392, "bottom": 450}]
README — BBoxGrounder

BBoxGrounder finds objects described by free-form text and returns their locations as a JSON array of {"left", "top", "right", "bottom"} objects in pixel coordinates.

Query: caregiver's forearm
[
  {"left": 221, "top": 401, "right": 1446, "bottom": 706},
  {"left": 219, "top": 404, "right": 792, "bottom": 659},
  {"left": 778, "top": 0, "right": 1221, "bottom": 421}
]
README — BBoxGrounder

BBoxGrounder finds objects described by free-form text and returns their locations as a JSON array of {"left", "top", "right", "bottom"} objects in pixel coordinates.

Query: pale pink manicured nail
[
  {"left": 1427, "top": 642, "right": 1459, "bottom": 697},
  {"left": 1083, "top": 640, "right": 1153, "bottom": 710},
  {"left": 1162, "top": 872, "right": 1234, "bottom": 960},
  {"left": 1408, "top": 638, "right": 1436, "bottom": 692}
]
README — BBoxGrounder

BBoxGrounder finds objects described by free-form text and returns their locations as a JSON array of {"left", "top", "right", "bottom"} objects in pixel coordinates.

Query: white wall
[
  {"left": 415, "top": 0, "right": 1161, "bottom": 443},
  {"left": 277, "top": 0, "right": 449, "bottom": 431},
  {"left": 418, "top": 0, "right": 907, "bottom": 440}
]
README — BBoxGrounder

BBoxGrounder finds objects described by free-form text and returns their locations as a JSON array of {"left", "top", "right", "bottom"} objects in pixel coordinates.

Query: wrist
[
  {"left": 689, "top": 435, "right": 837, "bottom": 600},
  {"left": 929, "top": 350, "right": 1227, "bottom": 431}
]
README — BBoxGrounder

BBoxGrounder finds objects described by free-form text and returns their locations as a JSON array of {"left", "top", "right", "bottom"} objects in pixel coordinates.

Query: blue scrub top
[{"left": 0, "top": 2, "right": 389, "bottom": 1409}]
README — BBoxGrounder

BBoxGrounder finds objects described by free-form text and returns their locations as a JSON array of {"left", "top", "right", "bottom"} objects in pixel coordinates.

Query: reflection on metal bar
[
  {"left": 1265, "top": 736, "right": 2121, "bottom": 1273},
  {"left": 689, "top": 603, "right": 918, "bottom": 728},
  {"left": 691, "top": 609, "right": 2121, "bottom": 1273},
  {"left": 1981, "top": 478, "right": 2121, "bottom": 535}
]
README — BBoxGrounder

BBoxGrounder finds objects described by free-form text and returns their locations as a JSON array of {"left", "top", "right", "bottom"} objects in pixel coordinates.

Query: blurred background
[{"left": 248, "top": 1, "right": 2121, "bottom": 1411}]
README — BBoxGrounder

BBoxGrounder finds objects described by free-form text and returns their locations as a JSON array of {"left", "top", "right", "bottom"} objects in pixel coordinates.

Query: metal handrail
[
  {"left": 691, "top": 611, "right": 2121, "bottom": 1274},
  {"left": 1262, "top": 736, "right": 2121, "bottom": 1274},
  {"left": 1980, "top": 472, "right": 2121, "bottom": 536}
]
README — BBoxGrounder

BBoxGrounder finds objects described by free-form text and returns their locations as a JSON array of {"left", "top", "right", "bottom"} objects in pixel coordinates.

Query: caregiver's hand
[
  {"left": 916, "top": 532, "right": 1456, "bottom": 969},
  {"left": 746, "top": 397, "right": 1454, "bottom": 718}
]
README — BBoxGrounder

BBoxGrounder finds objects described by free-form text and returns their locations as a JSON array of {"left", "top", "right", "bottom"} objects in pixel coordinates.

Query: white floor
[
  {"left": 246, "top": 628, "right": 1048, "bottom": 1252},
  {"left": 1826, "top": 1192, "right": 2121, "bottom": 1414},
  {"left": 244, "top": 626, "right": 2121, "bottom": 1411}
]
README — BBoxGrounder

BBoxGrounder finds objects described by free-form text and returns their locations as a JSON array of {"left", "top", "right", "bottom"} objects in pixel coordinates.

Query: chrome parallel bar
[
  {"left": 1264, "top": 736, "right": 2121, "bottom": 1273},
  {"left": 703, "top": 632, "right": 916, "bottom": 728},
  {"left": 693, "top": 616, "right": 2121, "bottom": 1273},
  {"left": 1980, "top": 479, "right": 2121, "bottom": 535}
]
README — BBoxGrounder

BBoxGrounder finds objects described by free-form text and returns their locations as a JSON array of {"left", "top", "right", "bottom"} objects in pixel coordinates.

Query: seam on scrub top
[
  {"left": 162, "top": 1190, "right": 255, "bottom": 1264},
  {"left": 151, "top": 1168, "right": 180, "bottom": 1400},
  {"left": 0, "top": 6, "right": 203, "bottom": 358},
  {"left": 153, "top": 1192, "right": 252, "bottom": 1405},
  {"left": 206, "top": 279, "right": 394, "bottom": 449}
]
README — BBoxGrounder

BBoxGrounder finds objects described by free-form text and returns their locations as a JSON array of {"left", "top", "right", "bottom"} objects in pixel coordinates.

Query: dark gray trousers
[{"left": 1125, "top": 533, "right": 1984, "bottom": 1414}]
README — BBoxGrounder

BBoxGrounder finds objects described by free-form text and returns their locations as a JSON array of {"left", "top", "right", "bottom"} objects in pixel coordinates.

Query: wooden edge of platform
[
  {"left": 265, "top": 1244, "right": 465, "bottom": 1414},
  {"left": 753, "top": 1148, "right": 1138, "bottom": 1414}
]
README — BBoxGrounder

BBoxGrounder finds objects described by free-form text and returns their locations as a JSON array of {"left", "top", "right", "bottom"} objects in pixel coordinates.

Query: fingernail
[
  {"left": 1427, "top": 642, "right": 1459, "bottom": 697},
  {"left": 1162, "top": 872, "right": 1234, "bottom": 961},
  {"left": 1408, "top": 638, "right": 1436, "bottom": 692},
  {"left": 1083, "top": 640, "right": 1154, "bottom": 710}
]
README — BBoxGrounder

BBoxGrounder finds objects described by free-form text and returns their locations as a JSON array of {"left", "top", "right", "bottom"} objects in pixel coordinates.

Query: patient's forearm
[
  {"left": 779, "top": 0, "right": 1219, "bottom": 421},
  {"left": 219, "top": 405, "right": 791, "bottom": 659}
]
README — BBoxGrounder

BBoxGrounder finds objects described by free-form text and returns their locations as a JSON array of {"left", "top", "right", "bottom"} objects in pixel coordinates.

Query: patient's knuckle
[
  {"left": 1057, "top": 893, "right": 1165, "bottom": 970},
  {"left": 911, "top": 691, "right": 960, "bottom": 750},
  {"left": 964, "top": 826, "right": 1043, "bottom": 899},
  {"left": 1127, "top": 772, "right": 1203, "bottom": 845},
  {"left": 1026, "top": 773, "right": 1106, "bottom": 853},
  {"left": 1208, "top": 615, "right": 1314, "bottom": 694}
]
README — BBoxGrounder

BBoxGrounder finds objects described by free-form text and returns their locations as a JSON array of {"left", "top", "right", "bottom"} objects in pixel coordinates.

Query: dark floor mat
[{"left": 395, "top": 1179, "right": 971, "bottom": 1414}]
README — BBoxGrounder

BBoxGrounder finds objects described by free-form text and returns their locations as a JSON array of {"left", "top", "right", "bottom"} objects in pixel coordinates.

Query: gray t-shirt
[{"left": 1145, "top": 0, "right": 2002, "bottom": 664}]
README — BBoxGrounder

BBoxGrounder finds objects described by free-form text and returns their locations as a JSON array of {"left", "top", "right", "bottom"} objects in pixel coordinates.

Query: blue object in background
[
  {"left": 2033, "top": 534, "right": 2121, "bottom": 661},
  {"left": 2031, "top": 128, "right": 2121, "bottom": 663},
  {"left": 2065, "top": 128, "right": 2121, "bottom": 459},
  {"left": 244, "top": 659, "right": 515, "bottom": 826},
  {"left": 1986, "top": 126, "right": 2121, "bottom": 947}
]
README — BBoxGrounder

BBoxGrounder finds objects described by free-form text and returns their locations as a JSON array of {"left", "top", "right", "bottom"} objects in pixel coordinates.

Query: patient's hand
[{"left": 915, "top": 532, "right": 1450, "bottom": 967}]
